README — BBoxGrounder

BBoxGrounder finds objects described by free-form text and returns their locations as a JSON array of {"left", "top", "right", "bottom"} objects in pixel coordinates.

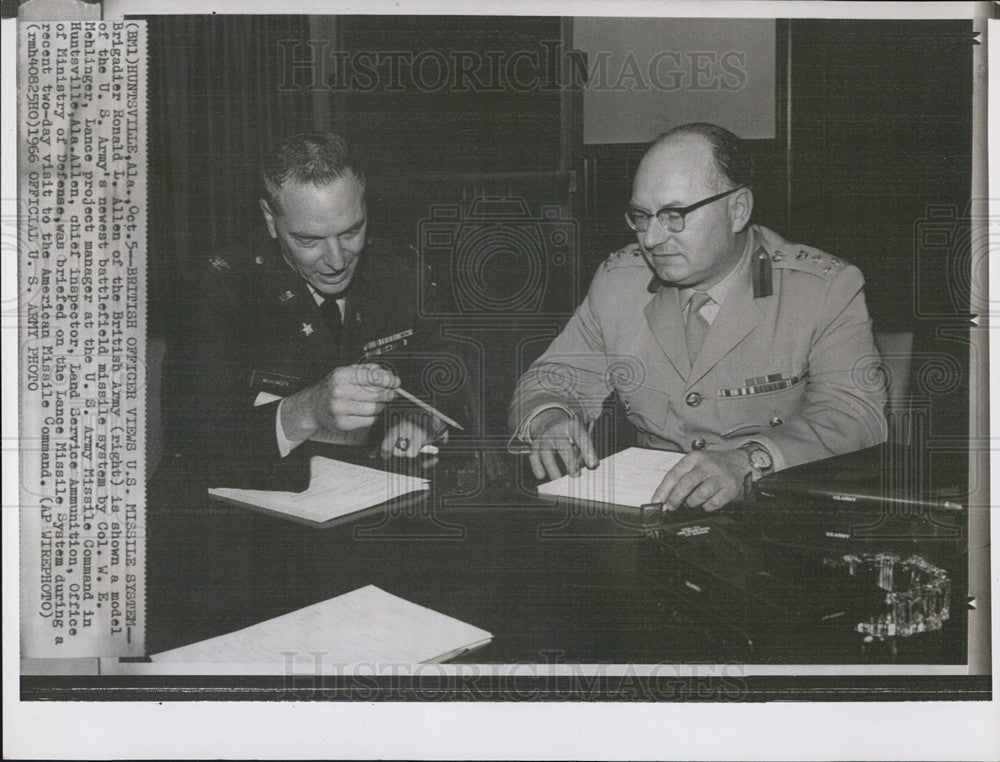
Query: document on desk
[
  {"left": 537, "top": 446, "right": 685, "bottom": 508},
  {"left": 208, "top": 456, "right": 429, "bottom": 525},
  {"left": 151, "top": 585, "right": 493, "bottom": 665}
]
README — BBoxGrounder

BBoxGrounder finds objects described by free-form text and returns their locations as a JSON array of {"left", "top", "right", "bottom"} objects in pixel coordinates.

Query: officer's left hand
[
  {"left": 650, "top": 449, "right": 753, "bottom": 512},
  {"left": 379, "top": 412, "right": 441, "bottom": 460}
]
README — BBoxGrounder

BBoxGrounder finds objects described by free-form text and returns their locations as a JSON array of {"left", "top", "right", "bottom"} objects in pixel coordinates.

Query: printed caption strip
[{"left": 19, "top": 21, "right": 148, "bottom": 658}]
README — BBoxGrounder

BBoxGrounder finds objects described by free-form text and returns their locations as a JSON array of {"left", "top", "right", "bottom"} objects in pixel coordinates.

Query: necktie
[
  {"left": 685, "top": 291, "right": 712, "bottom": 362},
  {"left": 318, "top": 297, "right": 343, "bottom": 348}
]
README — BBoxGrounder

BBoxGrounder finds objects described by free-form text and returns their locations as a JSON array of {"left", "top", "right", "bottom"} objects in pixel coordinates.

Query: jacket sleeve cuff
[
  {"left": 507, "top": 403, "right": 579, "bottom": 454},
  {"left": 730, "top": 435, "right": 786, "bottom": 473},
  {"left": 275, "top": 397, "right": 307, "bottom": 457}
]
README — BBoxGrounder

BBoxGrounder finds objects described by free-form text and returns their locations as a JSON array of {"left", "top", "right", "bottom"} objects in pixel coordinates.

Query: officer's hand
[
  {"left": 650, "top": 449, "right": 752, "bottom": 512},
  {"left": 309, "top": 363, "right": 401, "bottom": 432},
  {"left": 379, "top": 412, "right": 440, "bottom": 460},
  {"left": 528, "top": 409, "right": 598, "bottom": 481}
]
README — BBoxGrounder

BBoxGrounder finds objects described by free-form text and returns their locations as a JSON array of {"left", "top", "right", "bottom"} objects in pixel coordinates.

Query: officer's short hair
[
  {"left": 655, "top": 123, "right": 754, "bottom": 192},
  {"left": 262, "top": 132, "right": 365, "bottom": 211}
]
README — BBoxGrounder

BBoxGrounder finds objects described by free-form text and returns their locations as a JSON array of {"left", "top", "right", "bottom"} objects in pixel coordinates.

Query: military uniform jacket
[
  {"left": 509, "top": 225, "right": 887, "bottom": 470},
  {"left": 164, "top": 236, "right": 474, "bottom": 490}
]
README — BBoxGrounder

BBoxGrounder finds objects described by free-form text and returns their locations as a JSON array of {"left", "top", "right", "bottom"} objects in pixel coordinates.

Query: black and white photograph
[{"left": 4, "top": 0, "right": 998, "bottom": 758}]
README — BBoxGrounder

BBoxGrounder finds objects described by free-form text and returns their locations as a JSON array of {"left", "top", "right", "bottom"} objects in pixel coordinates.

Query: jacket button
[
  {"left": 685, "top": 392, "right": 701, "bottom": 407},
  {"left": 770, "top": 416, "right": 783, "bottom": 427},
  {"left": 691, "top": 437, "right": 707, "bottom": 450}
]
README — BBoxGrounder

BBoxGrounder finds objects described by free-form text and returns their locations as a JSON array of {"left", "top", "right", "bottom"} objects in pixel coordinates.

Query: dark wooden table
[{"left": 145, "top": 445, "right": 967, "bottom": 666}]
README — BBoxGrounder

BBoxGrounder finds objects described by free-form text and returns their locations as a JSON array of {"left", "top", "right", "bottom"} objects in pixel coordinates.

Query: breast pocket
[{"left": 717, "top": 370, "right": 808, "bottom": 439}]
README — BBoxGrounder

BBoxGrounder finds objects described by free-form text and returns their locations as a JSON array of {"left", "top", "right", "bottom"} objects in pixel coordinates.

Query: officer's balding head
[
  {"left": 629, "top": 123, "right": 754, "bottom": 289},
  {"left": 645, "top": 123, "right": 754, "bottom": 194}
]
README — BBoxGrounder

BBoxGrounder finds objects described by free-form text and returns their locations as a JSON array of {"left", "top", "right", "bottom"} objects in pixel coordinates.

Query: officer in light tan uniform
[{"left": 509, "top": 123, "right": 887, "bottom": 512}]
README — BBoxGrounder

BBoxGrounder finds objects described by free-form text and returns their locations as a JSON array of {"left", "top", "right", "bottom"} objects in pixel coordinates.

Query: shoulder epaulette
[
  {"left": 206, "top": 238, "right": 274, "bottom": 275},
  {"left": 766, "top": 243, "right": 847, "bottom": 280},
  {"left": 601, "top": 243, "right": 646, "bottom": 271}
]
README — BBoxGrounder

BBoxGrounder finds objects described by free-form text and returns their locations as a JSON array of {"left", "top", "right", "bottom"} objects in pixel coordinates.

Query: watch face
[{"left": 748, "top": 447, "right": 773, "bottom": 470}]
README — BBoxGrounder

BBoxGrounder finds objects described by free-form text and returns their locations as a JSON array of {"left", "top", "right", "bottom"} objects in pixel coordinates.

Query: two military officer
[{"left": 509, "top": 122, "right": 887, "bottom": 512}]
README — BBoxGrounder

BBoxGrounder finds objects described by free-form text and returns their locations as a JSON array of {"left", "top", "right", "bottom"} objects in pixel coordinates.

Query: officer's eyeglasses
[{"left": 625, "top": 187, "right": 742, "bottom": 234}]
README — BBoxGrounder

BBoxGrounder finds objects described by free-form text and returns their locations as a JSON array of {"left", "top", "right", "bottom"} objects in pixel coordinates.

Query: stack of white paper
[
  {"left": 209, "top": 456, "right": 429, "bottom": 524},
  {"left": 536, "top": 446, "right": 685, "bottom": 507},
  {"left": 151, "top": 585, "right": 492, "bottom": 665}
]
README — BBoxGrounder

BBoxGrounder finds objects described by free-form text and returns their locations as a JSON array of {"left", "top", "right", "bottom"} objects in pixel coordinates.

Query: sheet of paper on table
[
  {"left": 208, "top": 455, "right": 429, "bottom": 524},
  {"left": 150, "top": 585, "right": 493, "bottom": 665},
  {"left": 536, "top": 446, "right": 685, "bottom": 507}
]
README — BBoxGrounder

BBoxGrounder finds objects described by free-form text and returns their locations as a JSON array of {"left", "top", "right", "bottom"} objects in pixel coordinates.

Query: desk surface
[{"left": 145, "top": 446, "right": 967, "bottom": 666}]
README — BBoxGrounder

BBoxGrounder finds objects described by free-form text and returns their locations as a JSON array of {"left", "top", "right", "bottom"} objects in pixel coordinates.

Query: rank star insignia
[{"left": 301, "top": 323, "right": 314, "bottom": 336}]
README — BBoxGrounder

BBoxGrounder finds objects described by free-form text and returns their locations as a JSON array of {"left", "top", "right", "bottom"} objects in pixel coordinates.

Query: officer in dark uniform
[
  {"left": 164, "top": 133, "right": 472, "bottom": 490},
  {"left": 509, "top": 123, "right": 887, "bottom": 512}
]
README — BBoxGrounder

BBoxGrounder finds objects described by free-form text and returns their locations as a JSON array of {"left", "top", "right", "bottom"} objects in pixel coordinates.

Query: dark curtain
[{"left": 144, "top": 15, "right": 313, "bottom": 336}]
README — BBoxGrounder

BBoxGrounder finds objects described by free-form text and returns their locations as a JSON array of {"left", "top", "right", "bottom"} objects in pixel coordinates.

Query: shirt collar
[
  {"left": 306, "top": 283, "right": 348, "bottom": 307},
  {"left": 679, "top": 233, "right": 754, "bottom": 311},
  {"left": 306, "top": 283, "right": 323, "bottom": 306}
]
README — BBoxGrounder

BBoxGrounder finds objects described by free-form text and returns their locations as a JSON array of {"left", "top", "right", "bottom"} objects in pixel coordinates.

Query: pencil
[{"left": 396, "top": 387, "right": 465, "bottom": 431}]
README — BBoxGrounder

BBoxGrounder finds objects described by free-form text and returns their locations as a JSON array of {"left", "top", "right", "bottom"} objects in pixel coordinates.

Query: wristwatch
[{"left": 738, "top": 441, "right": 774, "bottom": 477}]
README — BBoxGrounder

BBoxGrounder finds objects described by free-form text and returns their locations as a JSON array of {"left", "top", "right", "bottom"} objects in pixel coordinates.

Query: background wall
[
  {"left": 786, "top": 20, "right": 973, "bottom": 441},
  {"left": 574, "top": 17, "right": 776, "bottom": 144},
  {"left": 145, "top": 15, "right": 313, "bottom": 332}
]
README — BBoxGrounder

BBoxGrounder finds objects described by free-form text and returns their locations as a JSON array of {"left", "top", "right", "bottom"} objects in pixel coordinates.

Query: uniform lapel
[
  {"left": 644, "top": 286, "right": 691, "bottom": 378},
  {"left": 687, "top": 246, "right": 763, "bottom": 387},
  {"left": 262, "top": 245, "right": 339, "bottom": 361}
]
